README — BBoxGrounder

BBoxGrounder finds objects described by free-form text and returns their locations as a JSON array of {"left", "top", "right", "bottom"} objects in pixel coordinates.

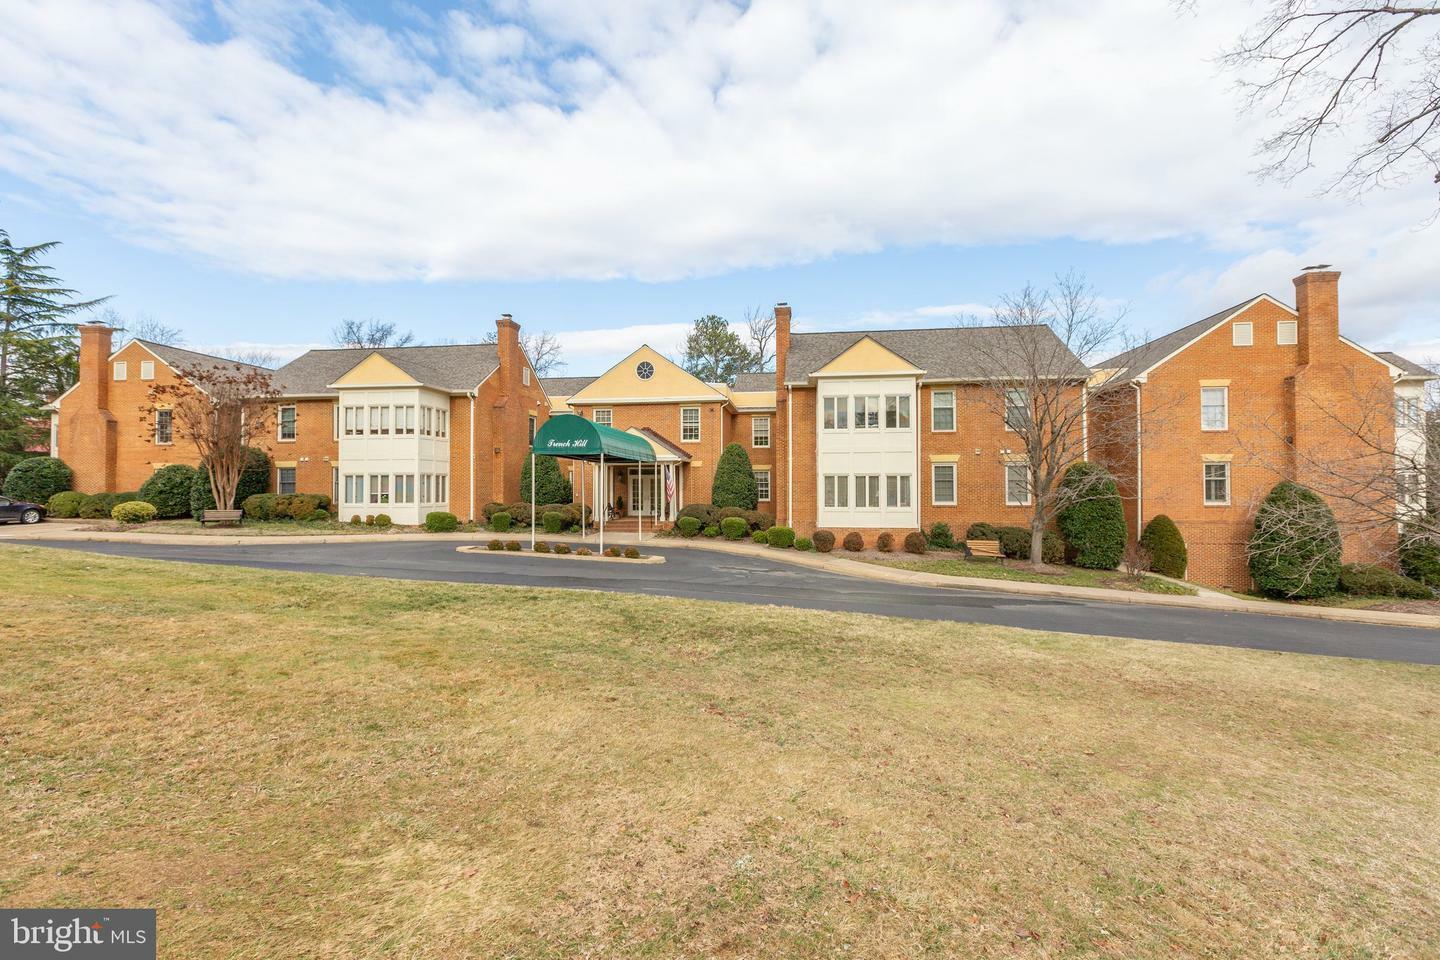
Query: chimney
[
  {"left": 1293, "top": 265, "right": 1340, "bottom": 366},
  {"left": 773, "top": 302, "right": 791, "bottom": 389},
  {"left": 495, "top": 313, "right": 520, "bottom": 386},
  {"left": 79, "top": 321, "right": 115, "bottom": 411}
]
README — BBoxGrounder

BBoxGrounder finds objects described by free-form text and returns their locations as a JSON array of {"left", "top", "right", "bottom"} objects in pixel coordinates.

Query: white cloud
[{"left": 0, "top": 0, "right": 1436, "bottom": 347}]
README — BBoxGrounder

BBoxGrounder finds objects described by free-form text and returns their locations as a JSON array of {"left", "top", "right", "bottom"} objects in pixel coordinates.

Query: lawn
[
  {"left": 862, "top": 553, "right": 1199, "bottom": 595},
  {"left": 3, "top": 546, "right": 1437, "bottom": 958},
  {"left": 75, "top": 518, "right": 466, "bottom": 536}
]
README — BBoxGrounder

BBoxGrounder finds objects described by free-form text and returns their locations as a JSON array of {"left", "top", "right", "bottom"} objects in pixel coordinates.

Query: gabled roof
[
  {"left": 1095, "top": 296, "right": 1269, "bottom": 384},
  {"left": 540, "top": 376, "right": 598, "bottom": 396},
  {"left": 630, "top": 426, "right": 693, "bottom": 461},
  {"left": 733, "top": 371, "right": 776, "bottom": 391},
  {"left": 273, "top": 343, "right": 499, "bottom": 395},
  {"left": 130, "top": 339, "right": 272, "bottom": 377},
  {"left": 1377, "top": 351, "right": 1436, "bottom": 380},
  {"left": 784, "top": 325, "right": 1089, "bottom": 384}
]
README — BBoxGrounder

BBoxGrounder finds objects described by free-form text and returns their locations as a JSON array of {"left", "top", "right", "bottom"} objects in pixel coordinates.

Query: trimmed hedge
[
  {"left": 711, "top": 442, "right": 759, "bottom": 509},
  {"left": 967, "top": 522, "right": 1064, "bottom": 563},
  {"left": 425, "top": 511, "right": 459, "bottom": 532},
  {"left": 490, "top": 511, "right": 512, "bottom": 532},
  {"left": 542, "top": 511, "right": 565, "bottom": 534},
  {"left": 520, "top": 455, "right": 572, "bottom": 505},
  {"left": 140, "top": 464, "right": 201, "bottom": 519},
  {"left": 843, "top": 532, "right": 864, "bottom": 552},
  {"left": 795, "top": 537, "right": 813, "bottom": 551},
  {"left": 1140, "top": 515, "right": 1187, "bottom": 579},
  {"left": 677, "top": 516, "right": 701, "bottom": 537},
  {"left": 623, "top": 546, "right": 640, "bottom": 559},
  {"left": 3, "top": 456, "right": 72, "bottom": 503},
  {"left": 876, "top": 532, "right": 895, "bottom": 553},
  {"left": 1400, "top": 528, "right": 1440, "bottom": 587},
  {"left": 927, "top": 521, "right": 954, "bottom": 549},
  {"left": 904, "top": 531, "right": 927, "bottom": 554},
  {"left": 702, "top": 525, "right": 720, "bottom": 538},
  {"left": 1338, "top": 563, "right": 1432, "bottom": 599},
  {"left": 1248, "top": 481, "right": 1342, "bottom": 599},
  {"left": 751, "top": 530, "right": 767, "bottom": 543},
  {"left": 482, "top": 502, "right": 506, "bottom": 519},
  {"left": 676, "top": 503, "right": 718, "bottom": 527},
  {"left": 554, "top": 543, "right": 571, "bottom": 555},
  {"left": 504, "top": 540, "right": 521, "bottom": 551},
  {"left": 766, "top": 526, "right": 795, "bottom": 548},
  {"left": 46, "top": 490, "right": 85, "bottom": 518},
  {"left": 534, "top": 541, "right": 552, "bottom": 553},
  {"left": 79, "top": 492, "right": 141, "bottom": 519},
  {"left": 721, "top": 516, "right": 748, "bottom": 540},
  {"left": 373, "top": 514, "right": 392, "bottom": 529},
  {"left": 813, "top": 530, "right": 835, "bottom": 553},
  {"left": 112, "top": 500, "right": 157, "bottom": 524},
  {"left": 1056, "top": 462, "right": 1127, "bottom": 569},
  {"left": 487, "top": 539, "right": 503, "bottom": 550}
]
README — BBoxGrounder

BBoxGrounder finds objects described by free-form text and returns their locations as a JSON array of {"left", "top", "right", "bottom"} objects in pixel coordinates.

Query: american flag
[{"left": 664, "top": 464, "right": 674, "bottom": 502}]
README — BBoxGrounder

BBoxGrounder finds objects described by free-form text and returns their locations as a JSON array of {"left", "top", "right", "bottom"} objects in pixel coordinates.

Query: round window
[{"left": 636, "top": 361, "right": 655, "bottom": 380}]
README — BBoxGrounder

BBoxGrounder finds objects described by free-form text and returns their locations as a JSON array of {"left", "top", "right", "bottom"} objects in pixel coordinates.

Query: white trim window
[
  {"left": 420, "top": 406, "right": 432, "bottom": 436},
  {"left": 522, "top": 367, "right": 531, "bottom": 386},
  {"left": 1232, "top": 322, "right": 1254, "bottom": 346},
  {"left": 823, "top": 474, "right": 849, "bottom": 508},
  {"left": 1277, "top": 320, "right": 1298, "bottom": 345},
  {"left": 277, "top": 466, "right": 297, "bottom": 495},
  {"left": 855, "top": 474, "right": 880, "bottom": 508},
  {"left": 396, "top": 405, "right": 416, "bottom": 436},
  {"left": 154, "top": 409, "right": 173, "bottom": 445},
  {"left": 113, "top": 361, "right": 127, "bottom": 381},
  {"left": 931, "top": 390, "right": 955, "bottom": 432},
  {"left": 1203, "top": 462, "right": 1230, "bottom": 505},
  {"left": 1396, "top": 396, "right": 1422, "bottom": 427},
  {"left": 343, "top": 406, "right": 362, "bottom": 436},
  {"left": 528, "top": 415, "right": 537, "bottom": 444},
  {"left": 1200, "top": 386, "right": 1229, "bottom": 431},
  {"left": 332, "top": 404, "right": 340, "bottom": 440},
  {"left": 1004, "top": 463, "right": 1032, "bottom": 506},
  {"left": 754, "top": 468, "right": 771, "bottom": 502},
  {"left": 931, "top": 463, "right": 956, "bottom": 505},
  {"left": 823, "top": 396, "right": 849, "bottom": 430},
  {"left": 680, "top": 406, "right": 701, "bottom": 442},
  {"left": 368, "top": 474, "right": 391, "bottom": 505},
  {"left": 344, "top": 475, "right": 365, "bottom": 504},
  {"left": 420, "top": 474, "right": 432, "bottom": 503},
  {"left": 332, "top": 467, "right": 339, "bottom": 504},
  {"left": 139, "top": 360, "right": 155, "bottom": 380},
  {"left": 1398, "top": 469, "right": 1422, "bottom": 509},
  {"left": 436, "top": 409, "right": 447, "bottom": 438},
  {"left": 1004, "top": 388, "right": 1029, "bottom": 432},
  {"left": 394, "top": 474, "right": 415, "bottom": 504},
  {"left": 854, "top": 396, "right": 881, "bottom": 430},
  {"left": 886, "top": 474, "right": 912, "bottom": 508},
  {"left": 593, "top": 408, "right": 613, "bottom": 427},
  {"left": 436, "top": 474, "right": 448, "bottom": 503},
  {"left": 752, "top": 416, "right": 771, "bottom": 448},
  {"left": 277, "top": 405, "right": 297, "bottom": 441},
  {"left": 885, "top": 395, "right": 911, "bottom": 429}
]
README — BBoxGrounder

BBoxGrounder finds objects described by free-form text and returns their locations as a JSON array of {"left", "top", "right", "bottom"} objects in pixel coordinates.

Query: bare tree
[
  {"left": 106, "top": 308, "right": 184, "bottom": 348},
  {"left": 331, "top": 317, "right": 415, "bottom": 348},
  {"left": 960, "top": 273, "right": 1132, "bottom": 568},
  {"left": 480, "top": 329, "right": 566, "bottom": 377},
  {"left": 745, "top": 304, "right": 776, "bottom": 371},
  {"left": 142, "top": 361, "right": 278, "bottom": 516},
  {"left": 1218, "top": 1, "right": 1440, "bottom": 205},
  {"left": 222, "top": 348, "right": 278, "bottom": 368}
]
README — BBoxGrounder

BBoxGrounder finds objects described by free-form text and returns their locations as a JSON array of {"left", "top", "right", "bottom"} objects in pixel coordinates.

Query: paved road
[{"left": 12, "top": 539, "right": 1440, "bottom": 665}]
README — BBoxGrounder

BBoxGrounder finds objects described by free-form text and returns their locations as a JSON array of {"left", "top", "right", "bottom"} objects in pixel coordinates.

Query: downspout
[
  {"left": 1081, "top": 384, "right": 1089, "bottom": 460},
  {"left": 786, "top": 384, "right": 794, "bottom": 526},
  {"left": 1132, "top": 382, "right": 1143, "bottom": 533},
  {"left": 468, "top": 391, "right": 476, "bottom": 523}
]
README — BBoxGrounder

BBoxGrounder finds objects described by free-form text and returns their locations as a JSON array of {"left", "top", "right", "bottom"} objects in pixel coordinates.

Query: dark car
[{"left": 0, "top": 496, "right": 46, "bottom": 524}]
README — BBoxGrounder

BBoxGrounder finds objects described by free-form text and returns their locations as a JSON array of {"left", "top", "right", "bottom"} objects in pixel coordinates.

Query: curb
[{"left": 456, "top": 545, "right": 664, "bottom": 564}]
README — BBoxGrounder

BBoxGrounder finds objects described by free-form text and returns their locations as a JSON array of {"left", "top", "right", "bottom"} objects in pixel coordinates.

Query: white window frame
[
  {"left": 396, "top": 405, "right": 415, "bottom": 436},
  {"left": 1004, "top": 463, "right": 1032, "bottom": 506},
  {"left": 154, "top": 408, "right": 173, "bottom": 445},
  {"left": 855, "top": 474, "right": 880, "bottom": 508},
  {"left": 277, "top": 466, "right": 297, "bottom": 495},
  {"left": 1396, "top": 396, "right": 1421, "bottom": 427},
  {"left": 528, "top": 415, "right": 537, "bottom": 444},
  {"left": 1200, "top": 386, "right": 1229, "bottom": 432},
  {"left": 277, "top": 404, "right": 297, "bottom": 441},
  {"left": 823, "top": 474, "right": 849, "bottom": 508},
  {"left": 1203, "top": 462, "right": 1231, "bottom": 506},
  {"left": 931, "top": 463, "right": 957, "bottom": 506},
  {"left": 752, "top": 416, "right": 771, "bottom": 448},
  {"left": 113, "top": 361, "right": 127, "bottom": 381},
  {"left": 854, "top": 396, "right": 881, "bottom": 430},
  {"left": 1004, "top": 388, "right": 1029, "bottom": 432},
  {"left": 680, "top": 406, "right": 701, "bottom": 443},
  {"left": 885, "top": 395, "right": 911, "bottom": 430},
  {"left": 394, "top": 474, "right": 415, "bottom": 504},
  {"left": 436, "top": 474, "right": 448, "bottom": 503},
  {"left": 369, "top": 473, "right": 390, "bottom": 505},
  {"left": 1232, "top": 322, "right": 1254, "bottom": 347},
  {"left": 436, "top": 409, "right": 447, "bottom": 438},
  {"left": 593, "top": 408, "right": 613, "bottom": 427},
  {"left": 931, "top": 390, "right": 955, "bottom": 432},
  {"left": 139, "top": 360, "right": 155, "bottom": 380},
  {"left": 332, "top": 467, "right": 339, "bottom": 505},
  {"left": 522, "top": 367, "right": 531, "bottom": 386},
  {"left": 345, "top": 474, "right": 364, "bottom": 504},
  {"left": 754, "top": 468, "right": 771, "bottom": 502},
  {"left": 886, "top": 474, "right": 911, "bottom": 508},
  {"left": 1277, "top": 320, "right": 1297, "bottom": 345},
  {"left": 823, "top": 396, "right": 849, "bottom": 431}
]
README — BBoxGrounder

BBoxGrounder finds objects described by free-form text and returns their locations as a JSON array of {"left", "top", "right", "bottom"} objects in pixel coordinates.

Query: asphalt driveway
[{"left": 12, "top": 539, "right": 1440, "bottom": 664}]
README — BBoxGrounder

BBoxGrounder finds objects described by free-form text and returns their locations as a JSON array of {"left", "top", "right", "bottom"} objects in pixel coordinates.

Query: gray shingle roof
[
  {"left": 136, "top": 340, "right": 271, "bottom": 377},
  {"left": 1095, "top": 297, "right": 1264, "bottom": 384},
  {"left": 273, "top": 343, "right": 499, "bottom": 395},
  {"left": 540, "top": 376, "right": 598, "bottom": 396},
  {"left": 784, "top": 325, "right": 1089, "bottom": 383},
  {"left": 1376, "top": 351, "right": 1436, "bottom": 379},
  {"left": 732, "top": 372, "right": 776, "bottom": 391}
]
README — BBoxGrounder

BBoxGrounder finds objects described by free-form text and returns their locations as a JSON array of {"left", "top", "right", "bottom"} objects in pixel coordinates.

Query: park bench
[
  {"left": 964, "top": 538, "right": 1004, "bottom": 560},
  {"left": 198, "top": 509, "right": 244, "bottom": 527}
]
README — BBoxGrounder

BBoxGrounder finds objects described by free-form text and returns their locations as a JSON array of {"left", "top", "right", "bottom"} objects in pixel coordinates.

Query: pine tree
[
  {"left": 521, "top": 454, "right": 573, "bottom": 504},
  {"left": 711, "top": 442, "right": 758, "bottom": 509}
]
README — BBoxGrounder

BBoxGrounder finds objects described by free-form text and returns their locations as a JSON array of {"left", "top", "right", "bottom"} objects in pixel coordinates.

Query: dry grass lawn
[{"left": 2, "top": 545, "right": 1438, "bottom": 958}]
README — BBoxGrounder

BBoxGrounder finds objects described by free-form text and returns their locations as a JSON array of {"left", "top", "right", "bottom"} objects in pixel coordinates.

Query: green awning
[{"left": 531, "top": 415, "right": 656, "bottom": 463}]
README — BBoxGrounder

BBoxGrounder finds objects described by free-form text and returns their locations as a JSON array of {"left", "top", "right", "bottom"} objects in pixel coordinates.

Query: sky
[{"left": 1, "top": 0, "right": 1436, "bottom": 376}]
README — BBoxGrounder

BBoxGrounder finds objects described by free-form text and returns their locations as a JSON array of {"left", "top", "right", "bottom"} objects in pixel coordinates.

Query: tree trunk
[{"left": 1030, "top": 517, "right": 1045, "bottom": 569}]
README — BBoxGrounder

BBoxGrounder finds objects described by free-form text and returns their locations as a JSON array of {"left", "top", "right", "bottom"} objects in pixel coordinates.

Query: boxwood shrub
[
  {"left": 876, "top": 531, "right": 895, "bottom": 553},
  {"left": 1248, "top": 481, "right": 1342, "bottom": 599},
  {"left": 533, "top": 541, "right": 552, "bottom": 553},
  {"left": 487, "top": 539, "right": 503, "bottom": 550},
  {"left": 677, "top": 516, "right": 701, "bottom": 537},
  {"left": 766, "top": 525, "right": 795, "bottom": 548},
  {"left": 903, "top": 531, "right": 928, "bottom": 554},
  {"left": 242, "top": 493, "right": 278, "bottom": 520},
  {"left": 542, "top": 511, "right": 565, "bottom": 534},
  {"left": 1400, "top": 528, "right": 1440, "bottom": 588},
  {"left": 425, "top": 511, "right": 459, "bottom": 532},
  {"left": 702, "top": 524, "right": 720, "bottom": 538},
  {"left": 3, "top": 456, "right": 72, "bottom": 503},
  {"left": 676, "top": 503, "right": 718, "bottom": 527},
  {"left": 623, "top": 546, "right": 640, "bottom": 559},
  {"left": 1056, "top": 461, "right": 1127, "bottom": 569},
  {"left": 490, "top": 511, "right": 512, "bottom": 532},
  {"left": 504, "top": 540, "right": 521, "bottom": 551},
  {"left": 372, "top": 514, "right": 393, "bottom": 529},
  {"left": 720, "top": 516, "right": 749, "bottom": 540},
  {"left": 751, "top": 530, "right": 767, "bottom": 543},
  {"left": 927, "top": 521, "right": 954, "bottom": 549},
  {"left": 1338, "top": 563, "right": 1432, "bottom": 599},
  {"left": 842, "top": 531, "right": 864, "bottom": 552},
  {"left": 111, "top": 500, "right": 157, "bottom": 524},
  {"left": 794, "top": 537, "right": 813, "bottom": 551},
  {"left": 79, "top": 492, "right": 141, "bottom": 519},
  {"left": 812, "top": 530, "right": 835, "bottom": 553},
  {"left": 1139, "top": 514, "right": 1187, "bottom": 579},
  {"left": 139, "top": 464, "right": 201, "bottom": 519},
  {"left": 305, "top": 508, "right": 330, "bottom": 522},
  {"left": 46, "top": 490, "right": 85, "bottom": 518}
]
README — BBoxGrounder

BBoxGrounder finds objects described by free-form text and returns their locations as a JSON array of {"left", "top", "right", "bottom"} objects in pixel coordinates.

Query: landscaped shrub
[
  {"left": 482, "top": 502, "right": 506, "bottom": 519},
  {"left": 843, "top": 531, "right": 864, "bottom": 552},
  {"left": 542, "top": 511, "right": 565, "bottom": 534},
  {"left": 276, "top": 494, "right": 323, "bottom": 520},
  {"left": 46, "top": 490, "right": 85, "bottom": 518},
  {"left": 746, "top": 510, "right": 776, "bottom": 531},
  {"left": 504, "top": 540, "right": 521, "bottom": 551},
  {"left": 520, "top": 454, "right": 573, "bottom": 505},
  {"left": 189, "top": 447, "right": 270, "bottom": 515},
  {"left": 349, "top": 515, "right": 362, "bottom": 526},
  {"left": 111, "top": 500, "right": 157, "bottom": 524},
  {"left": 3, "top": 456, "right": 72, "bottom": 504},
  {"left": 487, "top": 539, "right": 503, "bottom": 550},
  {"left": 767, "top": 526, "right": 795, "bottom": 548},
  {"left": 1400, "top": 527, "right": 1440, "bottom": 587},
  {"left": 876, "top": 531, "right": 895, "bottom": 552},
  {"left": 813, "top": 530, "right": 835, "bottom": 553},
  {"left": 1056, "top": 462, "right": 1127, "bottom": 569},
  {"left": 373, "top": 514, "right": 392, "bottom": 528},
  {"left": 711, "top": 442, "right": 759, "bottom": 509},
  {"left": 987, "top": 525, "right": 1065, "bottom": 564},
  {"left": 721, "top": 516, "right": 748, "bottom": 540},
  {"left": 139, "top": 464, "right": 200, "bottom": 518},
  {"left": 425, "top": 511, "right": 459, "bottom": 533},
  {"left": 554, "top": 543, "right": 571, "bottom": 555},
  {"left": 305, "top": 508, "right": 330, "bottom": 522},
  {"left": 751, "top": 530, "right": 767, "bottom": 543},
  {"left": 623, "top": 546, "right": 640, "bottom": 559},
  {"left": 702, "top": 524, "right": 720, "bottom": 538},
  {"left": 966, "top": 522, "right": 1002, "bottom": 541},
  {"left": 79, "top": 492, "right": 139, "bottom": 519},
  {"left": 676, "top": 503, "right": 718, "bottom": 527},
  {"left": 534, "top": 541, "right": 552, "bottom": 553},
  {"left": 504, "top": 502, "right": 534, "bottom": 526},
  {"left": 904, "top": 531, "right": 928, "bottom": 554},
  {"left": 927, "top": 522, "right": 954, "bottom": 549},
  {"left": 242, "top": 493, "right": 278, "bottom": 521},
  {"left": 490, "top": 511, "right": 512, "bottom": 533},
  {"left": 794, "top": 537, "right": 813, "bottom": 551},
  {"left": 1140, "top": 515, "right": 1187, "bottom": 579},
  {"left": 576, "top": 547, "right": 593, "bottom": 556},
  {"left": 677, "top": 516, "right": 701, "bottom": 537},
  {"left": 1338, "top": 563, "right": 1433, "bottom": 599},
  {"left": 1248, "top": 481, "right": 1342, "bottom": 599},
  {"left": 604, "top": 546, "right": 622, "bottom": 557}
]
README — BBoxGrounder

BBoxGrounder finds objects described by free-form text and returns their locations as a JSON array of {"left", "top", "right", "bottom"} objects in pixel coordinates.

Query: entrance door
[{"left": 627, "top": 469, "right": 656, "bottom": 516}]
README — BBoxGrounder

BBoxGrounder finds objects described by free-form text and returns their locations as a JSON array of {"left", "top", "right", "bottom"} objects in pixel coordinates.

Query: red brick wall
[{"left": 568, "top": 400, "right": 727, "bottom": 505}]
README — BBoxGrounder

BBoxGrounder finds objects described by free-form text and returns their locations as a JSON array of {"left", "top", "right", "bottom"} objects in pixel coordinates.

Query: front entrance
[{"left": 627, "top": 468, "right": 657, "bottom": 517}]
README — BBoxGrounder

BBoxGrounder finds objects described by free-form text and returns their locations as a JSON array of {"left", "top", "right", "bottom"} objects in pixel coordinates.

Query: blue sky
[{"left": 1, "top": 1, "right": 1436, "bottom": 375}]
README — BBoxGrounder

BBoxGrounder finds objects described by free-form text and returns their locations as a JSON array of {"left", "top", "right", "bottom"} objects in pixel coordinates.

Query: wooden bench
[
  {"left": 198, "top": 509, "right": 244, "bottom": 526},
  {"left": 964, "top": 538, "right": 1004, "bottom": 560}
]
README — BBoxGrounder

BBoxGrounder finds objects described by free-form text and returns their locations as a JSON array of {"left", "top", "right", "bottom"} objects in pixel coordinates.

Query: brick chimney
[
  {"left": 495, "top": 313, "right": 520, "bottom": 385},
  {"left": 490, "top": 313, "right": 522, "bottom": 503},
  {"left": 773, "top": 302, "right": 791, "bottom": 388},
  {"left": 79, "top": 321, "right": 115, "bottom": 411},
  {"left": 1293, "top": 265, "right": 1340, "bottom": 366},
  {"left": 772, "top": 302, "right": 791, "bottom": 526},
  {"left": 60, "top": 321, "right": 118, "bottom": 493}
]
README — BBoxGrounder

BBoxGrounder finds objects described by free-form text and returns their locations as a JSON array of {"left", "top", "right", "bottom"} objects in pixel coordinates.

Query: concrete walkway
[{"left": 4, "top": 519, "right": 1436, "bottom": 630}]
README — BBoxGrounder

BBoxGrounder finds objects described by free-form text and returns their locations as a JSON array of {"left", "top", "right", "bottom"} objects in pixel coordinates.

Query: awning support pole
[
  {"left": 529, "top": 452, "right": 536, "bottom": 549},
  {"left": 599, "top": 451, "right": 605, "bottom": 554}
]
